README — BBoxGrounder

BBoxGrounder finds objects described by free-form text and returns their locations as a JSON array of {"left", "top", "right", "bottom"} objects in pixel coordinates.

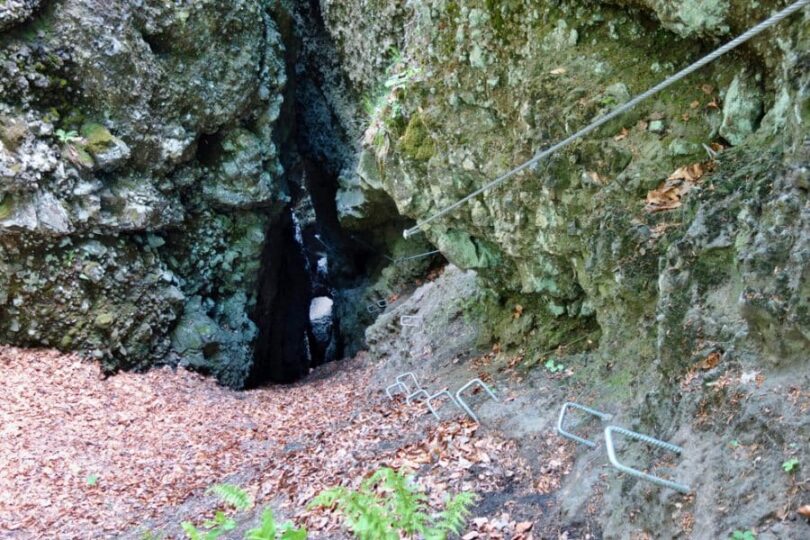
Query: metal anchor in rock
[
  {"left": 455, "top": 378, "right": 499, "bottom": 423},
  {"left": 556, "top": 402, "right": 613, "bottom": 448}
]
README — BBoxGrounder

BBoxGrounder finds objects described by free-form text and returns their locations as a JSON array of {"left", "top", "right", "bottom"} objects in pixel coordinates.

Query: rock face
[
  {"left": 0, "top": 0, "right": 440, "bottom": 385},
  {"left": 322, "top": 0, "right": 809, "bottom": 362},
  {"left": 2, "top": 0, "right": 808, "bottom": 535},
  {"left": 323, "top": 0, "right": 809, "bottom": 537},
  {"left": 0, "top": 0, "right": 289, "bottom": 385}
]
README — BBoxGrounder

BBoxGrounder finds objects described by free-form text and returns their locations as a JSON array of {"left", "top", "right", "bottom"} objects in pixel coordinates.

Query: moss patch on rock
[{"left": 399, "top": 113, "right": 435, "bottom": 161}]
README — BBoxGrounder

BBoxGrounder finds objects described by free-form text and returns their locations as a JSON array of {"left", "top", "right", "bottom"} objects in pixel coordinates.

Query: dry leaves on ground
[
  {"left": 645, "top": 162, "right": 708, "bottom": 212},
  {"left": 0, "top": 346, "right": 547, "bottom": 539}
]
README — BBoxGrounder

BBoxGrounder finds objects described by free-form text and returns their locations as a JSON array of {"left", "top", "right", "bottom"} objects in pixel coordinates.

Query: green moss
[
  {"left": 80, "top": 123, "right": 114, "bottom": 154},
  {"left": 95, "top": 312, "right": 115, "bottom": 328},
  {"left": 694, "top": 247, "right": 735, "bottom": 288},
  {"left": 0, "top": 194, "right": 12, "bottom": 220},
  {"left": 399, "top": 114, "right": 435, "bottom": 161},
  {"left": 485, "top": 0, "right": 506, "bottom": 37}
]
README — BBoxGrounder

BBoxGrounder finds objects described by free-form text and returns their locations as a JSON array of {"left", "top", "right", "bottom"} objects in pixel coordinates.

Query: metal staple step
[
  {"left": 604, "top": 425, "right": 691, "bottom": 494},
  {"left": 455, "top": 378, "right": 499, "bottom": 423},
  {"left": 556, "top": 402, "right": 613, "bottom": 448}
]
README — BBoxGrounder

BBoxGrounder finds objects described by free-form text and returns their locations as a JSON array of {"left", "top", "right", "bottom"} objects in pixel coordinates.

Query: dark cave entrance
[{"left": 245, "top": 0, "right": 378, "bottom": 386}]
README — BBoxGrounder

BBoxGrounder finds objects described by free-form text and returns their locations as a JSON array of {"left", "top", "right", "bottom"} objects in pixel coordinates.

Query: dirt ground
[{"left": 0, "top": 345, "right": 584, "bottom": 540}]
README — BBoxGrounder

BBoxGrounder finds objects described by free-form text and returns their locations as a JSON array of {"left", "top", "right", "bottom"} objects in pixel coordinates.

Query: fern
[
  {"left": 310, "top": 467, "right": 476, "bottom": 540},
  {"left": 181, "top": 521, "right": 227, "bottom": 540},
  {"left": 432, "top": 492, "right": 477, "bottom": 537},
  {"left": 181, "top": 483, "right": 306, "bottom": 540},
  {"left": 246, "top": 509, "right": 307, "bottom": 540},
  {"left": 208, "top": 483, "right": 253, "bottom": 511},
  {"left": 246, "top": 509, "right": 277, "bottom": 540}
]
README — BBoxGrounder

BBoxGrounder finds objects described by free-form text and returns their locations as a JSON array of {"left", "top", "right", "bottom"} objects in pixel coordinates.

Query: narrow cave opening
[
  {"left": 244, "top": 0, "right": 413, "bottom": 386},
  {"left": 247, "top": 207, "right": 313, "bottom": 386}
]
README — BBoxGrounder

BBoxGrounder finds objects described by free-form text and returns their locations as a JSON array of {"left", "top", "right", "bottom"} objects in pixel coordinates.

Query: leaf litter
[
  {"left": 0, "top": 346, "right": 565, "bottom": 539},
  {"left": 645, "top": 161, "right": 711, "bottom": 212}
]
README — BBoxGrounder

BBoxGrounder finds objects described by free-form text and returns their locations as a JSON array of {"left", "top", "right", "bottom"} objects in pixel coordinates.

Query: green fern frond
[
  {"left": 436, "top": 492, "right": 477, "bottom": 535},
  {"left": 181, "top": 522, "right": 203, "bottom": 540},
  {"left": 312, "top": 467, "right": 475, "bottom": 540},
  {"left": 308, "top": 486, "right": 346, "bottom": 509},
  {"left": 279, "top": 526, "right": 308, "bottom": 540},
  {"left": 246, "top": 508, "right": 277, "bottom": 540},
  {"left": 208, "top": 483, "right": 253, "bottom": 511}
]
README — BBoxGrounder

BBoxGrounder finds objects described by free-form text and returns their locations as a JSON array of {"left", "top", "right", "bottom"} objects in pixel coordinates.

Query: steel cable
[{"left": 403, "top": 0, "right": 810, "bottom": 238}]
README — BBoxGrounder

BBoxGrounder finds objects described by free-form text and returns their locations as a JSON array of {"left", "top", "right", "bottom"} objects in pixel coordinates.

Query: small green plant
[
  {"left": 544, "top": 358, "right": 565, "bottom": 373},
  {"left": 181, "top": 484, "right": 307, "bottom": 540},
  {"left": 85, "top": 474, "right": 99, "bottom": 486},
  {"left": 361, "top": 47, "right": 423, "bottom": 159},
  {"left": 55, "top": 129, "right": 81, "bottom": 144},
  {"left": 245, "top": 509, "right": 307, "bottom": 540},
  {"left": 782, "top": 458, "right": 800, "bottom": 473},
  {"left": 182, "top": 484, "right": 250, "bottom": 540},
  {"left": 182, "top": 511, "right": 236, "bottom": 540},
  {"left": 208, "top": 483, "right": 253, "bottom": 511},
  {"left": 309, "top": 467, "right": 475, "bottom": 540},
  {"left": 730, "top": 530, "right": 756, "bottom": 540}
]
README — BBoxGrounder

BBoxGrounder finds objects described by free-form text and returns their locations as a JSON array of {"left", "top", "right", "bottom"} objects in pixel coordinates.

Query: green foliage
[
  {"left": 544, "top": 358, "right": 565, "bottom": 373},
  {"left": 361, "top": 48, "right": 423, "bottom": 158},
  {"left": 782, "top": 458, "right": 800, "bottom": 473},
  {"left": 730, "top": 530, "right": 756, "bottom": 540},
  {"left": 182, "top": 510, "right": 236, "bottom": 540},
  {"left": 55, "top": 128, "right": 81, "bottom": 144},
  {"left": 85, "top": 474, "right": 99, "bottom": 486},
  {"left": 208, "top": 484, "right": 253, "bottom": 511},
  {"left": 181, "top": 483, "right": 307, "bottom": 540},
  {"left": 309, "top": 467, "right": 475, "bottom": 540},
  {"left": 246, "top": 509, "right": 307, "bottom": 540}
]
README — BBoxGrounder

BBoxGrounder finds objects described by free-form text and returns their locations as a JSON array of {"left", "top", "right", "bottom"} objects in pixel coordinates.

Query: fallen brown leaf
[
  {"left": 798, "top": 505, "right": 810, "bottom": 518},
  {"left": 645, "top": 162, "right": 707, "bottom": 212},
  {"left": 698, "top": 351, "right": 721, "bottom": 370}
]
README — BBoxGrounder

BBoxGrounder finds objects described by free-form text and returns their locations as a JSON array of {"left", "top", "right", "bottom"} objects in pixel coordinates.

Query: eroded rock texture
[
  {"left": 0, "top": 0, "right": 288, "bottom": 386},
  {"left": 324, "top": 1, "right": 809, "bottom": 537},
  {"left": 324, "top": 0, "right": 809, "bottom": 367}
]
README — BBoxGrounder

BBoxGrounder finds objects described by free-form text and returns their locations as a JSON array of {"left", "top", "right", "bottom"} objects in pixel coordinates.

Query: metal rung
[
  {"left": 556, "top": 402, "right": 613, "bottom": 448},
  {"left": 367, "top": 304, "right": 379, "bottom": 314},
  {"left": 455, "top": 378, "right": 499, "bottom": 423},
  {"left": 377, "top": 299, "right": 388, "bottom": 309},
  {"left": 425, "top": 389, "right": 462, "bottom": 420},
  {"left": 400, "top": 315, "right": 423, "bottom": 327},
  {"left": 386, "top": 381, "right": 406, "bottom": 399},
  {"left": 406, "top": 389, "right": 429, "bottom": 405},
  {"left": 604, "top": 426, "right": 691, "bottom": 494},
  {"left": 396, "top": 372, "right": 422, "bottom": 394}
]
